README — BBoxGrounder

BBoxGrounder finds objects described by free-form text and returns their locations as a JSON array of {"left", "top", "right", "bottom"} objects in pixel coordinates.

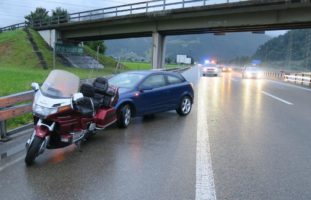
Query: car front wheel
[
  {"left": 117, "top": 104, "right": 132, "bottom": 128},
  {"left": 176, "top": 96, "right": 192, "bottom": 116}
]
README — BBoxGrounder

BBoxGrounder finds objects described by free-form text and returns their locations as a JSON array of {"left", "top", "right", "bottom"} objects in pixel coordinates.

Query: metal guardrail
[
  {"left": 0, "top": 91, "right": 34, "bottom": 141},
  {"left": 1, "top": 0, "right": 305, "bottom": 33},
  {"left": 263, "top": 71, "right": 311, "bottom": 87}
]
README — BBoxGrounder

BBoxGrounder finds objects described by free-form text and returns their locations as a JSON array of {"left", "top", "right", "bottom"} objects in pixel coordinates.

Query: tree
[
  {"left": 51, "top": 7, "right": 69, "bottom": 23},
  {"left": 85, "top": 41, "right": 106, "bottom": 54},
  {"left": 25, "top": 7, "right": 49, "bottom": 26}
]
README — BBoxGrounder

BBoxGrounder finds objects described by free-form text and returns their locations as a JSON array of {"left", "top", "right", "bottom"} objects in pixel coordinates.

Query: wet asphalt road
[{"left": 1, "top": 67, "right": 311, "bottom": 200}]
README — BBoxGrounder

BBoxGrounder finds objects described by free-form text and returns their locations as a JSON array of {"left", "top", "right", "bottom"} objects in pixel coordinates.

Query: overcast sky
[
  {"left": 0, "top": 0, "right": 286, "bottom": 37},
  {"left": 0, "top": 0, "right": 146, "bottom": 27}
]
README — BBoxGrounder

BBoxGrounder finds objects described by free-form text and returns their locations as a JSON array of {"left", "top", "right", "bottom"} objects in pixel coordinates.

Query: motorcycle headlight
[{"left": 33, "top": 104, "right": 58, "bottom": 117}]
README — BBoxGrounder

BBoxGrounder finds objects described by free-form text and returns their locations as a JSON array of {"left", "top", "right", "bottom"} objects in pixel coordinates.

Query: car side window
[
  {"left": 140, "top": 75, "right": 166, "bottom": 89},
  {"left": 167, "top": 75, "right": 183, "bottom": 85}
]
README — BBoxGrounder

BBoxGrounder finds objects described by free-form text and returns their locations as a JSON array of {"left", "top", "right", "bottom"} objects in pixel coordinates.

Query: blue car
[{"left": 108, "top": 70, "right": 194, "bottom": 128}]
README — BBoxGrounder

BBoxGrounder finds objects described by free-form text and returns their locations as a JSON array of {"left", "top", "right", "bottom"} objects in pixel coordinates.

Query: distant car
[
  {"left": 201, "top": 64, "right": 220, "bottom": 76},
  {"left": 242, "top": 66, "right": 263, "bottom": 79},
  {"left": 221, "top": 66, "right": 233, "bottom": 72},
  {"left": 108, "top": 70, "right": 194, "bottom": 128}
]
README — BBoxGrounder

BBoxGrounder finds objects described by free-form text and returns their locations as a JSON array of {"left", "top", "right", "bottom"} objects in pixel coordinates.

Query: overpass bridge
[{"left": 3, "top": 0, "right": 311, "bottom": 68}]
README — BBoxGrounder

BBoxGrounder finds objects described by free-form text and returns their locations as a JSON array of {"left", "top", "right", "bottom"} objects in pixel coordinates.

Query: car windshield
[
  {"left": 203, "top": 64, "right": 218, "bottom": 68},
  {"left": 41, "top": 70, "right": 80, "bottom": 98},
  {"left": 109, "top": 73, "right": 145, "bottom": 89}
]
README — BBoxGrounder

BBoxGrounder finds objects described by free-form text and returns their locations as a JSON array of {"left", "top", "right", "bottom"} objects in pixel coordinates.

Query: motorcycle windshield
[{"left": 41, "top": 70, "right": 80, "bottom": 98}]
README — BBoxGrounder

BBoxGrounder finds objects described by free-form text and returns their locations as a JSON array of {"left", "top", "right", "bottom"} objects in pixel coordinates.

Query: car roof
[{"left": 124, "top": 70, "right": 181, "bottom": 76}]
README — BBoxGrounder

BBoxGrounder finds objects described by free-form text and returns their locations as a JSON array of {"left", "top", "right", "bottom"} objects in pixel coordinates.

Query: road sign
[{"left": 55, "top": 43, "right": 83, "bottom": 55}]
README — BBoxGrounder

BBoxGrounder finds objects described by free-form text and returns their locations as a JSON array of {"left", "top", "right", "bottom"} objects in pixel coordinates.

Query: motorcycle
[{"left": 25, "top": 69, "right": 118, "bottom": 165}]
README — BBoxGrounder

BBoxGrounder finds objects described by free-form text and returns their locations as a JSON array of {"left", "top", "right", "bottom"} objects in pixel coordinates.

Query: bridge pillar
[
  {"left": 152, "top": 32, "right": 166, "bottom": 69},
  {"left": 38, "top": 29, "right": 60, "bottom": 49}
]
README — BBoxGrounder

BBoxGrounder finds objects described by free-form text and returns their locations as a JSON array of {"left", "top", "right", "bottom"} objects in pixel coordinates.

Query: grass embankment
[
  {"left": 122, "top": 61, "right": 179, "bottom": 70},
  {"left": 0, "top": 29, "right": 120, "bottom": 129}
]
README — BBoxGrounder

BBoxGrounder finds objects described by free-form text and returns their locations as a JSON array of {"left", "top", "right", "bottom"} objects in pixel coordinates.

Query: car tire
[
  {"left": 116, "top": 104, "right": 132, "bottom": 128},
  {"left": 176, "top": 96, "right": 192, "bottom": 116}
]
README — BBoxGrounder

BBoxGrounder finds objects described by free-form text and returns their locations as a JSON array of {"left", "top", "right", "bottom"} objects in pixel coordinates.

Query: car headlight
[
  {"left": 246, "top": 72, "right": 251, "bottom": 77},
  {"left": 257, "top": 72, "right": 263, "bottom": 78},
  {"left": 33, "top": 104, "right": 58, "bottom": 117}
]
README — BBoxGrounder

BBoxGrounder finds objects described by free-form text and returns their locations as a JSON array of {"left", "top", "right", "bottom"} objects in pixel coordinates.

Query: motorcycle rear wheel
[{"left": 25, "top": 136, "right": 44, "bottom": 166}]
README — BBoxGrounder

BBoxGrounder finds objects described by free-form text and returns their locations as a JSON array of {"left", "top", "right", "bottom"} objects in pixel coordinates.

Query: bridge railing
[
  {"left": 3, "top": 0, "right": 297, "bottom": 32},
  {"left": 0, "top": 22, "right": 26, "bottom": 33},
  {"left": 1, "top": 0, "right": 308, "bottom": 32}
]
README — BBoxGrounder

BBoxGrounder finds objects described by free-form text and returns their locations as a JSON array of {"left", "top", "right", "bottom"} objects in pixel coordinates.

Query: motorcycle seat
[
  {"left": 74, "top": 97, "right": 94, "bottom": 117},
  {"left": 93, "top": 77, "right": 115, "bottom": 108},
  {"left": 79, "top": 83, "right": 105, "bottom": 110}
]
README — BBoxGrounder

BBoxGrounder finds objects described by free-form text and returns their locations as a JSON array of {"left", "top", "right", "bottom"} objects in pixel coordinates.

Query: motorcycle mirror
[
  {"left": 31, "top": 82, "right": 39, "bottom": 92},
  {"left": 73, "top": 93, "right": 84, "bottom": 102}
]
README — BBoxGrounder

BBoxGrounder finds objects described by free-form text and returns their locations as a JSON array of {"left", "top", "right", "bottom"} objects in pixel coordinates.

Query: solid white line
[
  {"left": 0, "top": 156, "right": 24, "bottom": 173},
  {"left": 262, "top": 91, "right": 293, "bottom": 105},
  {"left": 196, "top": 80, "right": 217, "bottom": 200}
]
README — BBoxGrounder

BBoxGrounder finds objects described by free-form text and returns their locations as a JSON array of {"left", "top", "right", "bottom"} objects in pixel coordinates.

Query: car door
[
  {"left": 165, "top": 74, "right": 185, "bottom": 109},
  {"left": 136, "top": 74, "right": 170, "bottom": 115}
]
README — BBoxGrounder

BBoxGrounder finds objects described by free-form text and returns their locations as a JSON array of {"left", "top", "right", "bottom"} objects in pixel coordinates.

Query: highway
[{"left": 1, "top": 66, "right": 311, "bottom": 199}]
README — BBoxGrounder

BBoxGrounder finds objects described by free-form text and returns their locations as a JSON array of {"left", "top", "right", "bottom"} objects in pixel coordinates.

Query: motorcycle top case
[{"left": 95, "top": 107, "right": 117, "bottom": 128}]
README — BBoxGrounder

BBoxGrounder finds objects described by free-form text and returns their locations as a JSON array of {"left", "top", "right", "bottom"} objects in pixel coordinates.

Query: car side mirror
[
  {"left": 31, "top": 82, "right": 39, "bottom": 92},
  {"left": 73, "top": 93, "right": 84, "bottom": 102}
]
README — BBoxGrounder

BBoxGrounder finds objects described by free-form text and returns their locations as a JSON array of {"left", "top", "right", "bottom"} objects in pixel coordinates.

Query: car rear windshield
[{"left": 109, "top": 73, "right": 145, "bottom": 89}]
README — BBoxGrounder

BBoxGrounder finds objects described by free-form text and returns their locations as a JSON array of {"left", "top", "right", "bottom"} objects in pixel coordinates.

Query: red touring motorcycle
[{"left": 25, "top": 70, "right": 118, "bottom": 165}]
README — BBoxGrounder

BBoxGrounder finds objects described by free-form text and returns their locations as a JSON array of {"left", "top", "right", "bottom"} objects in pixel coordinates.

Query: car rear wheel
[
  {"left": 117, "top": 104, "right": 132, "bottom": 128},
  {"left": 176, "top": 96, "right": 192, "bottom": 116}
]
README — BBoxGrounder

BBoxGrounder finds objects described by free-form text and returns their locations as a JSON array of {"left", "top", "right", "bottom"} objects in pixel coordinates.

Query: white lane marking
[
  {"left": 262, "top": 91, "right": 293, "bottom": 105},
  {"left": 196, "top": 80, "right": 217, "bottom": 200},
  {"left": 0, "top": 156, "right": 24, "bottom": 173},
  {"left": 267, "top": 80, "right": 311, "bottom": 92}
]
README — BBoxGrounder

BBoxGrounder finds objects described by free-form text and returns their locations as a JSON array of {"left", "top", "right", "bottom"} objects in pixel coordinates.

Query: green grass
[
  {"left": 121, "top": 61, "right": 152, "bottom": 70},
  {"left": 122, "top": 61, "right": 183, "bottom": 70}
]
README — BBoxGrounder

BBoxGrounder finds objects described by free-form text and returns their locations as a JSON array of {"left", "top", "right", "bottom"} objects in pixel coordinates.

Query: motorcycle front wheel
[{"left": 25, "top": 136, "right": 44, "bottom": 166}]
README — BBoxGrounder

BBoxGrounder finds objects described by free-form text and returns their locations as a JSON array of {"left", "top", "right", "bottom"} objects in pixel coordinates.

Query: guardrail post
[
  {"left": 130, "top": 5, "right": 133, "bottom": 14},
  {"left": 146, "top": 2, "right": 149, "bottom": 12},
  {"left": 302, "top": 73, "right": 304, "bottom": 85},
  {"left": 163, "top": 0, "right": 166, "bottom": 10},
  {"left": 0, "top": 120, "right": 10, "bottom": 142},
  {"left": 204, "top": 0, "right": 206, "bottom": 6}
]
